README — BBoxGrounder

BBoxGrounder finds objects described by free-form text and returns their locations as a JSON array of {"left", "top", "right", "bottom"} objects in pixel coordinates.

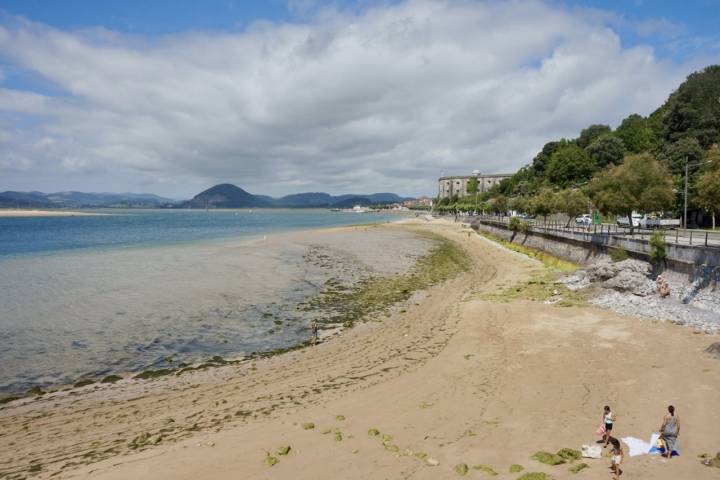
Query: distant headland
[{"left": 0, "top": 184, "right": 413, "bottom": 209}]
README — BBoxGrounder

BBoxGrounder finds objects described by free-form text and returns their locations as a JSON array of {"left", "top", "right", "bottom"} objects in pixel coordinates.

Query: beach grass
[
  {"left": 479, "top": 271, "right": 588, "bottom": 307},
  {"left": 476, "top": 231, "right": 577, "bottom": 272},
  {"left": 474, "top": 230, "right": 588, "bottom": 306}
]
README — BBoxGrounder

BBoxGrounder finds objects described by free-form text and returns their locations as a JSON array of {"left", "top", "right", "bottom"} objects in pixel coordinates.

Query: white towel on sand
[{"left": 622, "top": 436, "right": 652, "bottom": 456}]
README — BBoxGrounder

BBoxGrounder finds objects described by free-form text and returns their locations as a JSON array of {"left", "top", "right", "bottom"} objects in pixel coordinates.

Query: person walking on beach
[
  {"left": 601, "top": 405, "right": 615, "bottom": 447},
  {"left": 609, "top": 437, "right": 624, "bottom": 478},
  {"left": 310, "top": 320, "right": 319, "bottom": 346},
  {"left": 660, "top": 405, "right": 680, "bottom": 459}
]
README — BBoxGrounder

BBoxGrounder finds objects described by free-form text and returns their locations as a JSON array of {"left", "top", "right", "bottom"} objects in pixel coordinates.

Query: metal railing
[{"left": 473, "top": 215, "right": 720, "bottom": 249}]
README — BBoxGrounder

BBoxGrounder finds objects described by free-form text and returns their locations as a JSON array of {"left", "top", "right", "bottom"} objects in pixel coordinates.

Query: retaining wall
[{"left": 471, "top": 220, "right": 720, "bottom": 281}]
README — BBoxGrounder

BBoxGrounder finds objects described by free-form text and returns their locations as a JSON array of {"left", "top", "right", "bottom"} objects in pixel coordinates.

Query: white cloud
[
  {"left": 0, "top": 0, "right": 705, "bottom": 196},
  {"left": 634, "top": 17, "right": 686, "bottom": 39}
]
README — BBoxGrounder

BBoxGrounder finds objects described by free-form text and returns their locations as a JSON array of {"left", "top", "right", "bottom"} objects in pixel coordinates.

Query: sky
[{"left": 0, "top": 1, "right": 719, "bottom": 198}]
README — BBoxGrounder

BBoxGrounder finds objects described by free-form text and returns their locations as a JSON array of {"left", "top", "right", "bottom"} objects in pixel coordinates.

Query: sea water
[{"left": 0, "top": 209, "right": 420, "bottom": 394}]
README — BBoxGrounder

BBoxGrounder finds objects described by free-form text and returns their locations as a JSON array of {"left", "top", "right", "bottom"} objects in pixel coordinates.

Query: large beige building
[{"left": 438, "top": 171, "right": 513, "bottom": 199}]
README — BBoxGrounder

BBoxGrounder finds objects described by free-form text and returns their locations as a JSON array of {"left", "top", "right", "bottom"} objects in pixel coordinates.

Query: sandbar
[{"left": 0, "top": 209, "right": 108, "bottom": 217}]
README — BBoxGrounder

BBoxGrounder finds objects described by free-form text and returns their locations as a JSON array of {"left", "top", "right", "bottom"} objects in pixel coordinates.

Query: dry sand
[
  {"left": 2, "top": 219, "right": 719, "bottom": 480},
  {"left": 0, "top": 209, "right": 106, "bottom": 217}
]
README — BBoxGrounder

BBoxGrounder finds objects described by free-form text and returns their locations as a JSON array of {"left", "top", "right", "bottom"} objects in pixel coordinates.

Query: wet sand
[
  {"left": 1, "top": 219, "right": 719, "bottom": 480},
  {"left": 0, "top": 224, "right": 433, "bottom": 394}
]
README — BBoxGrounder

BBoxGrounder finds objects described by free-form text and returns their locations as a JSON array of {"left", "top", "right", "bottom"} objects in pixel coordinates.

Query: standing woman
[
  {"left": 602, "top": 405, "right": 615, "bottom": 447},
  {"left": 660, "top": 405, "right": 680, "bottom": 458}
]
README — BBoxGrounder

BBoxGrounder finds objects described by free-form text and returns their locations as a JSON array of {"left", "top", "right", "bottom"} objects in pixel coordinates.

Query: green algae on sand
[
  {"left": 303, "top": 231, "right": 470, "bottom": 329},
  {"left": 73, "top": 379, "right": 95, "bottom": 388},
  {"left": 557, "top": 448, "right": 582, "bottom": 461},
  {"left": 133, "top": 369, "right": 175, "bottom": 380},
  {"left": 517, "top": 473, "right": 553, "bottom": 480},
  {"left": 530, "top": 451, "right": 566, "bottom": 466},
  {"left": 472, "top": 464, "right": 498, "bottom": 475},
  {"left": 509, "top": 464, "right": 524, "bottom": 473},
  {"left": 454, "top": 463, "right": 469, "bottom": 476}
]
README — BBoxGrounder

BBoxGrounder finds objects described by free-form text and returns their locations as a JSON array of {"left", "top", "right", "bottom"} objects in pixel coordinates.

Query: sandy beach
[
  {"left": 2, "top": 219, "right": 719, "bottom": 480},
  {"left": 0, "top": 209, "right": 106, "bottom": 217}
]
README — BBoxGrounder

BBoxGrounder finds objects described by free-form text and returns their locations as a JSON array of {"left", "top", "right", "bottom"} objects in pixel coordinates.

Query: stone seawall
[{"left": 471, "top": 219, "right": 720, "bottom": 282}]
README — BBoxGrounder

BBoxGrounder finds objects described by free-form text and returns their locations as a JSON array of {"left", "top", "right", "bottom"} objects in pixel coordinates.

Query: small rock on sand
[{"left": 705, "top": 342, "right": 720, "bottom": 359}]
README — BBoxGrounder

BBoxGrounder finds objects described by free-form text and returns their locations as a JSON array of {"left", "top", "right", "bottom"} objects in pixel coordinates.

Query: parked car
[
  {"left": 575, "top": 214, "right": 592, "bottom": 225},
  {"left": 617, "top": 213, "right": 643, "bottom": 228}
]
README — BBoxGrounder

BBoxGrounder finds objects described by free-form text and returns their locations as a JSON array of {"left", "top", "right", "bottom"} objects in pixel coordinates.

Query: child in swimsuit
[
  {"left": 602, "top": 405, "right": 614, "bottom": 447},
  {"left": 610, "top": 437, "right": 623, "bottom": 478}
]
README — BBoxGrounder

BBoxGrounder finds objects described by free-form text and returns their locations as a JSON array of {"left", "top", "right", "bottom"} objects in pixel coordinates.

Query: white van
[{"left": 617, "top": 213, "right": 642, "bottom": 227}]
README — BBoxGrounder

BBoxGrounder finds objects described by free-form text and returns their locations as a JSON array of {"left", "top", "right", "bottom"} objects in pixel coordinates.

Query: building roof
[{"left": 439, "top": 173, "right": 513, "bottom": 180}]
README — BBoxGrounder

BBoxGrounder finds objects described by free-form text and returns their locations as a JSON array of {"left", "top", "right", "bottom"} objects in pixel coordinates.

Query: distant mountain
[
  {"left": 45, "top": 191, "right": 175, "bottom": 207},
  {"left": 0, "top": 191, "right": 54, "bottom": 208},
  {"left": 331, "top": 197, "right": 373, "bottom": 208},
  {"left": 0, "top": 190, "right": 175, "bottom": 208},
  {"left": 184, "top": 184, "right": 274, "bottom": 208},
  {"left": 0, "top": 185, "right": 412, "bottom": 210},
  {"left": 276, "top": 192, "right": 334, "bottom": 207},
  {"left": 362, "top": 193, "right": 407, "bottom": 204},
  {"left": 180, "top": 185, "right": 412, "bottom": 208},
  {"left": 273, "top": 191, "right": 409, "bottom": 208}
]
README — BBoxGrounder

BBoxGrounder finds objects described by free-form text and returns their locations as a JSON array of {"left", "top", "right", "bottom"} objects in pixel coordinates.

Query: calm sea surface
[
  {"left": 0, "top": 209, "right": 414, "bottom": 394},
  {"left": 0, "top": 209, "right": 402, "bottom": 257}
]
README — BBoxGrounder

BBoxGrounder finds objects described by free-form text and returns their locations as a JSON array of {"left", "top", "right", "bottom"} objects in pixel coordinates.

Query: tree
[
  {"left": 576, "top": 124, "right": 612, "bottom": 149},
  {"left": 615, "top": 114, "right": 657, "bottom": 153},
  {"left": 466, "top": 177, "right": 479, "bottom": 195},
  {"left": 661, "top": 65, "right": 720, "bottom": 148},
  {"left": 586, "top": 135, "right": 625, "bottom": 168},
  {"left": 555, "top": 188, "right": 590, "bottom": 227},
  {"left": 508, "top": 196, "right": 529, "bottom": 214},
  {"left": 531, "top": 141, "right": 561, "bottom": 176},
  {"left": 589, "top": 153, "right": 674, "bottom": 233},
  {"left": 545, "top": 141, "right": 596, "bottom": 187},
  {"left": 529, "top": 187, "right": 557, "bottom": 223},
  {"left": 491, "top": 194, "right": 508, "bottom": 215},
  {"left": 659, "top": 137, "right": 704, "bottom": 175},
  {"left": 696, "top": 167, "right": 720, "bottom": 229}
]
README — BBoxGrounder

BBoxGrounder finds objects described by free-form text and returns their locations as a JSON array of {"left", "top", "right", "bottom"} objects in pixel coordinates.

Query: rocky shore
[{"left": 559, "top": 258, "right": 720, "bottom": 334}]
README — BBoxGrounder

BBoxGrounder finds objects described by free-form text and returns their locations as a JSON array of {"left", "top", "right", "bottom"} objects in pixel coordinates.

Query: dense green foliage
[
  {"left": 466, "top": 177, "right": 479, "bottom": 194},
  {"left": 555, "top": 188, "right": 590, "bottom": 226},
  {"left": 696, "top": 158, "right": 720, "bottom": 228},
  {"left": 457, "top": 64, "right": 720, "bottom": 225},
  {"left": 545, "top": 141, "right": 596, "bottom": 187},
  {"left": 588, "top": 154, "right": 674, "bottom": 231},
  {"left": 529, "top": 187, "right": 556, "bottom": 220},
  {"left": 661, "top": 65, "right": 720, "bottom": 148},
  {"left": 586, "top": 135, "right": 625, "bottom": 168}
]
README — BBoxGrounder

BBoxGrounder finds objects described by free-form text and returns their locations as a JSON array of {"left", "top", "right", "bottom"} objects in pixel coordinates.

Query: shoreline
[
  {"left": 0, "top": 209, "right": 110, "bottom": 217},
  {"left": 2, "top": 219, "right": 719, "bottom": 480},
  {"left": 0, "top": 220, "right": 448, "bottom": 399}
]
